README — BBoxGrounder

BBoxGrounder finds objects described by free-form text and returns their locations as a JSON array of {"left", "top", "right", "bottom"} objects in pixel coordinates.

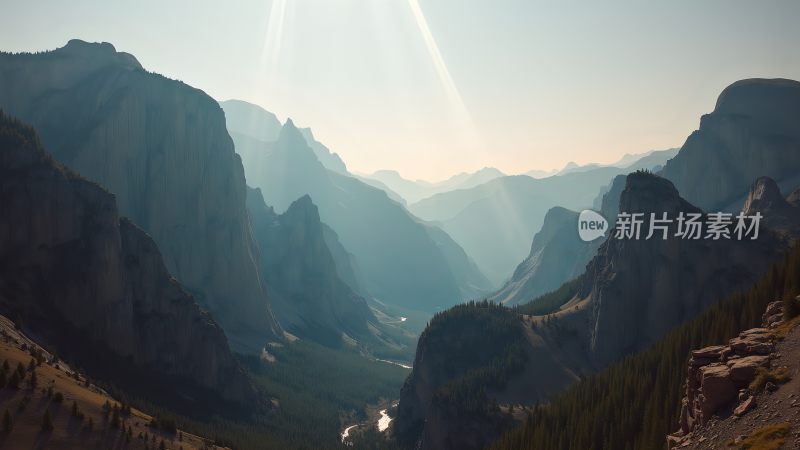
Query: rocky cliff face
[
  {"left": 660, "top": 79, "right": 800, "bottom": 211},
  {"left": 247, "top": 187, "right": 396, "bottom": 349},
  {"left": 395, "top": 303, "right": 532, "bottom": 450},
  {"left": 490, "top": 207, "right": 599, "bottom": 305},
  {"left": 0, "top": 40, "right": 280, "bottom": 351},
  {"left": 0, "top": 112, "right": 252, "bottom": 402},
  {"left": 579, "top": 172, "right": 784, "bottom": 366},
  {"left": 397, "top": 172, "right": 797, "bottom": 449},
  {"left": 668, "top": 301, "right": 799, "bottom": 450},
  {"left": 741, "top": 176, "right": 800, "bottom": 238}
]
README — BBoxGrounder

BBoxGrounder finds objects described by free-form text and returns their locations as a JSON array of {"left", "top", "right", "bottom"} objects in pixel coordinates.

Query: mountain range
[
  {"left": 223, "top": 101, "right": 492, "bottom": 314},
  {"left": 359, "top": 167, "right": 507, "bottom": 205},
  {"left": 409, "top": 149, "right": 678, "bottom": 285},
  {"left": 0, "top": 40, "right": 280, "bottom": 352},
  {"left": 395, "top": 78, "right": 800, "bottom": 450}
]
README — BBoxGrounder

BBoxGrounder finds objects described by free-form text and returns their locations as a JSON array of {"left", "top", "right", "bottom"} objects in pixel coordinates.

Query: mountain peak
[
  {"left": 58, "top": 39, "right": 142, "bottom": 70},
  {"left": 277, "top": 117, "right": 311, "bottom": 148},
  {"left": 742, "top": 176, "right": 786, "bottom": 214},
  {"left": 620, "top": 171, "right": 701, "bottom": 215},
  {"left": 282, "top": 194, "right": 321, "bottom": 224}
]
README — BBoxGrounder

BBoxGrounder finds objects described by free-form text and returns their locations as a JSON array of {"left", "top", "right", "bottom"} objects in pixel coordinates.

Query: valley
[{"left": 0, "top": 4, "right": 799, "bottom": 449}]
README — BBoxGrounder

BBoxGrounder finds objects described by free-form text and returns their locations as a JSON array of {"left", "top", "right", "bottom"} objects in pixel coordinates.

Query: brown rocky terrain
[
  {"left": 0, "top": 111, "right": 252, "bottom": 403},
  {"left": 0, "top": 40, "right": 280, "bottom": 352},
  {"left": 668, "top": 300, "right": 800, "bottom": 449},
  {"left": 0, "top": 314, "right": 227, "bottom": 450}
]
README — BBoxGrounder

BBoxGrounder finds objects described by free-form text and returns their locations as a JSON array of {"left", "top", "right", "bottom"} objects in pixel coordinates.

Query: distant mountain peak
[
  {"left": 277, "top": 117, "right": 311, "bottom": 148},
  {"left": 58, "top": 39, "right": 142, "bottom": 70}
]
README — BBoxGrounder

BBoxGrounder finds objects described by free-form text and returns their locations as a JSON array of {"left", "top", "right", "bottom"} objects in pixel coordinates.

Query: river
[{"left": 340, "top": 401, "right": 399, "bottom": 443}]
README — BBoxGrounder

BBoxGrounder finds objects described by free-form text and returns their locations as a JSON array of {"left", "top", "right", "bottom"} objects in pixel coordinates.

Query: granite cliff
[
  {"left": 661, "top": 78, "right": 800, "bottom": 211},
  {"left": 0, "top": 40, "right": 280, "bottom": 351},
  {"left": 0, "top": 111, "right": 252, "bottom": 402}
]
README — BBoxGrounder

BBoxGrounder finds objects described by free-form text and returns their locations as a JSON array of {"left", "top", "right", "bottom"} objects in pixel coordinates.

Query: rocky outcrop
[
  {"left": 741, "top": 176, "right": 800, "bottom": 238},
  {"left": 0, "top": 112, "right": 253, "bottom": 402},
  {"left": 579, "top": 172, "right": 784, "bottom": 366},
  {"left": 660, "top": 79, "right": 800, "bottom": 211},
  {"left": 396, "top": 303, "right": 532, "bottom": 450},
  {"left": 668, "top": 301, "right": 787, "bottom": 448},
  {"left": 0, "top": 40, "right": 280, "bottom": 351}
]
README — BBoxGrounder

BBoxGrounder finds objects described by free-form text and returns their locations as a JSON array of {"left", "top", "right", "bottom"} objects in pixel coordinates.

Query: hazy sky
[{"left": 2, "top": 1, "right": 799, "bottom": 181}]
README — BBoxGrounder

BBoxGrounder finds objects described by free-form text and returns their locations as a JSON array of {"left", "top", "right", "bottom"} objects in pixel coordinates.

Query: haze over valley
[{"left": 1, "top": 2, "right": 800, "bottom": 449}]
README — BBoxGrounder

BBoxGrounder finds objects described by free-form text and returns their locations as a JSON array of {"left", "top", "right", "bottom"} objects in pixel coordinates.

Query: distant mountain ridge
[
  {"left": 220, "top": 99, "right": 348, "bottom": 174},
  {"left": 409, "top": 150, "right": 674, "bottom": 285},
  {"left": 360, "top": 167, "right": 506, "bottom": 204},
  {"left": 228, "top": 115, "right": 492, "bottom": 312}
]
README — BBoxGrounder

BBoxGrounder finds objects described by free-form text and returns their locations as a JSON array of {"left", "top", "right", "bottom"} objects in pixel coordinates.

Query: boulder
[
  {"left": 733, "top": 396, "right": 756, "bottom": 416},
  {"left": 699, "top": 364, "right": 737, "bottom": 419},
  {"left": 691, "top": 345, "right": 726, "bottom": 360},
  {"left": 729, "top": 331, "right": 774, "bottom": 356},
  {"left": 727, "top": 355, "right": 770, "bottom": 384}
]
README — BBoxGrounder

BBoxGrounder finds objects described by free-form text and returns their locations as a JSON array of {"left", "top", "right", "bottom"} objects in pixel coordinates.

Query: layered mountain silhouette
[
  {"left": 226, "top": 109, "right": 491, "bottom": 312},
  {"left": 488, "top": 207, "right": 599, "bottom": 305},
  {"left": 661, "top": 78, "right": 800, "bottom": 211},
  {"left": 409, "top": 151, "right": 674, "bottom": 285},
  {"left": 492, "top": 173, "right": 627, "bottom": 306},
  {"left": 0, "top": 40, "right": 280, "bottom": 352},
  {"left": 0, "top": 111, "right": 252, "bottom": 403},
  {"left": 553, "top": 148, "right": 678, "bottom": 177},
  {"left": 220, "top": 99, "right": 348, "bottom": 174},
  {"left": 247, "top": 187, "right": 406, "bottom": 352},
  {"left": 397, "top": 170, "right": 797, "bottom": 450},
  {"left": 360, "top": 167, "right": 506, "bottom": 204}
]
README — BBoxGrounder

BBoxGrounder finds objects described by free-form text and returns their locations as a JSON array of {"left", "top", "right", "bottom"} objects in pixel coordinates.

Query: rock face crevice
[
  {"left": 0, "top": 112, "right": 253, "bottom": 402},
  {"left": 0, "top": 40, "right": 280, "bottom": 351}
]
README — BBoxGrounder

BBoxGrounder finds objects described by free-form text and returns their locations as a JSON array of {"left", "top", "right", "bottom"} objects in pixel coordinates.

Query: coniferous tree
[
  {"left": 6, "top": 369, "right": 19, "bottom": 389},
  {"left": 2, "top": 409, "right": 11, "bottom": 434},
  {"left": 491, "top": 244, "right": 800, "bottom": 450},
  {"left": 41, "top": 409, "right": 53, "bottom": 432},
  {"left": 28, "top": 370, "right": 37, "bottom": 390}
]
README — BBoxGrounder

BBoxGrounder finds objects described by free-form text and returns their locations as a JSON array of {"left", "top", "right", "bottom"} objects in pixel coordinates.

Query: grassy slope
[{"left": 0, "top": 315, "right": 218, "bottom": 450}]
